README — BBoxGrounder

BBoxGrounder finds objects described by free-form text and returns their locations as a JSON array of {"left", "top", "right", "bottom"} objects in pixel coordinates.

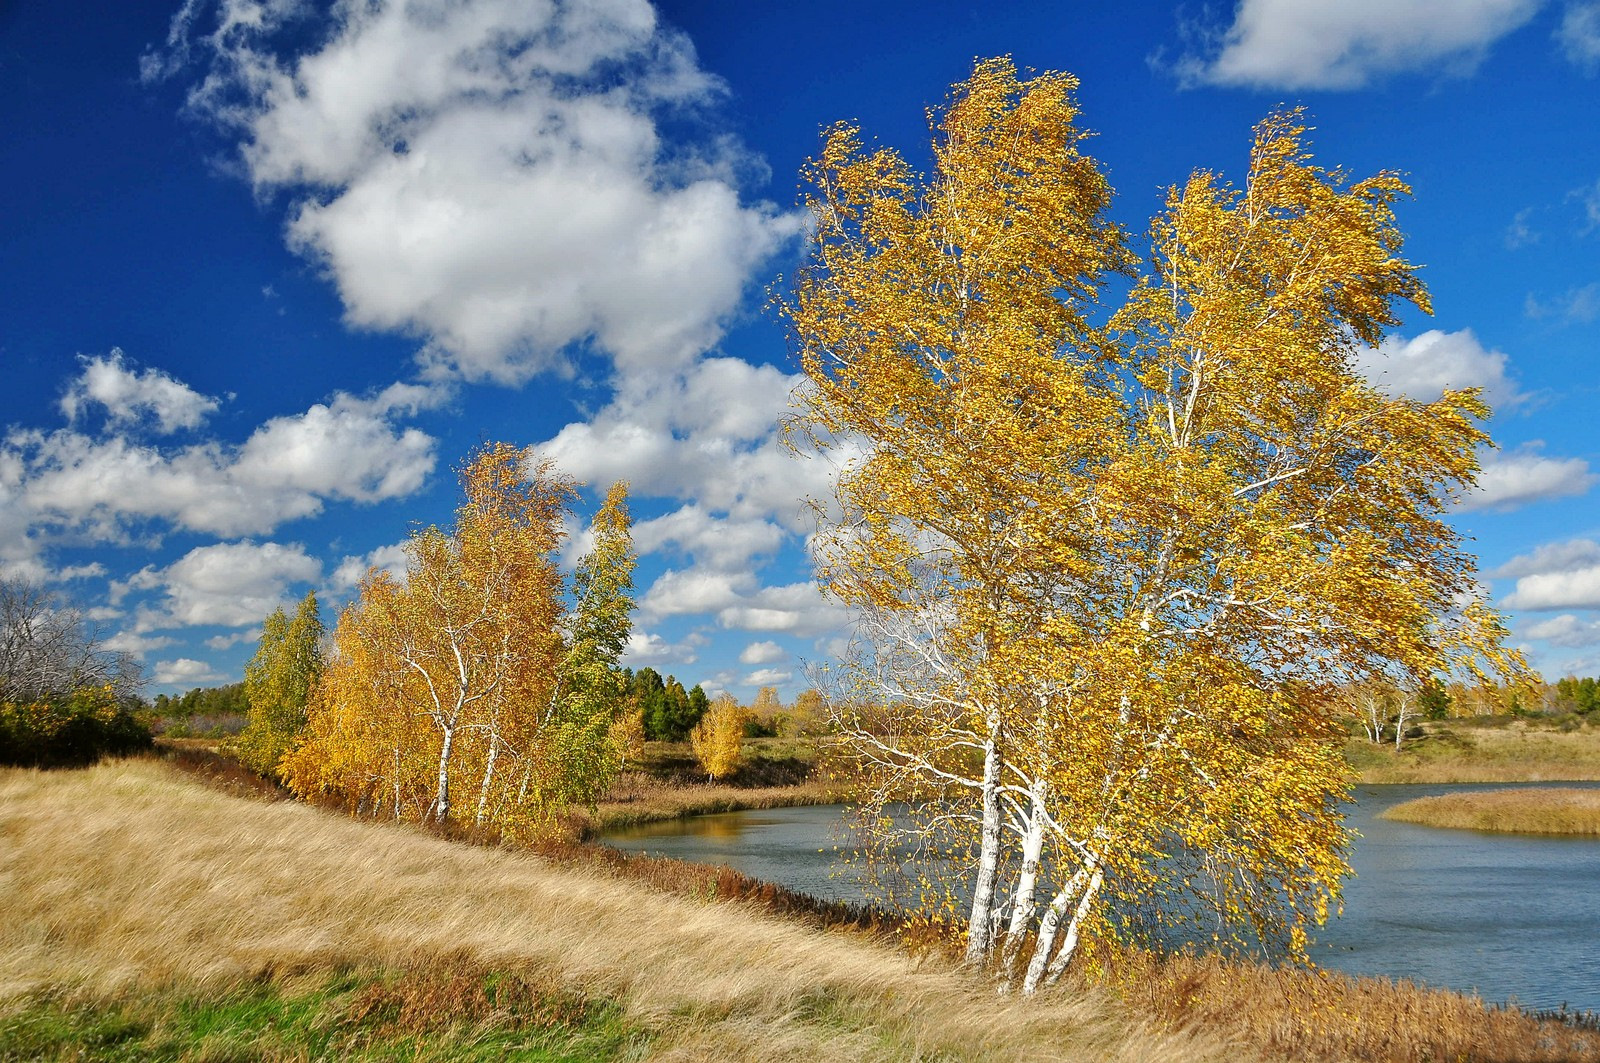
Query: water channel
[{"left": 604, "top": 783, "right": 1600, "bottom": 1013}]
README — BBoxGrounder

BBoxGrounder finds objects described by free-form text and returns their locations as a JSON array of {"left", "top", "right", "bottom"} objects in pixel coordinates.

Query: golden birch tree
[
  {"left": 690, "top": 692, "right": 747, "bottom": 781},
  {"left": 283, "top": 444, "right": 635, "bottom": 833},
  {"left": 784, "top": 58, "right": 1529, "bottom": 994}
]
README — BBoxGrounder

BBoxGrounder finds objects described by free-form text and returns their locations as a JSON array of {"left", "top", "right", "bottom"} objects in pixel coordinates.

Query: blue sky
[{"left": 2, "top": 0, "right": 1597, "bottom": 698}]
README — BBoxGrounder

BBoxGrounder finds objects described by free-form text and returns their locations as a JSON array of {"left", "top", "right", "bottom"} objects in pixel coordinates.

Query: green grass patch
[{"left": 0, "top": 968, "right": 644, "bottom": 1062}]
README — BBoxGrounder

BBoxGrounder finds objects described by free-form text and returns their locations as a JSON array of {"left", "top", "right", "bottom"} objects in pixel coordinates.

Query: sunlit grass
[
  {"left": 1348, "top": 717, "right": 1600, "bottom": 783},
  {"left": 0, "top": 758, "right": 1209, "bottom": 1062}
]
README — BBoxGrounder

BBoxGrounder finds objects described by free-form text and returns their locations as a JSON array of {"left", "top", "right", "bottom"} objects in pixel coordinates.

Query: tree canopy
[{"left": 783, "top": 58, "right": 1528, "bottom": 993}]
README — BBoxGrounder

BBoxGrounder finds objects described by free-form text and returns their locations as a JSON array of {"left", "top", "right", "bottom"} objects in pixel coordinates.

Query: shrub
[{"left": 0, "top": 686, "right": 153, "bottom": 768}]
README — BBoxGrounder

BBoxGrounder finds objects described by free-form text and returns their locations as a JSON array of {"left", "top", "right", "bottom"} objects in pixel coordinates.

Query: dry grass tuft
[
  {"left": 1101, "top": 949, "right": 1600, "bottom": 1062},
  {"left": 1380, "top": 786, "right": 1600, "bottom": 835},
  {"left": 0, "top": 758, "right": 1218, "bottom": 1062}
]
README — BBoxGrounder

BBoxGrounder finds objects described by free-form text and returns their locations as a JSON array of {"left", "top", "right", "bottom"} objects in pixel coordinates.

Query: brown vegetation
[
  {"left": 1380, "top": 786, "right": 1600, "bottom": 835},
  {"left": 1101, "top": 949, "right": 1600, "bottom": 1063}
]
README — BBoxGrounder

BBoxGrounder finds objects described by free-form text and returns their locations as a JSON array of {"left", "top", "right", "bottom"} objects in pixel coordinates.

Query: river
[{"left": 604, "top": 783, "right": 1600, "bottom": 1013}]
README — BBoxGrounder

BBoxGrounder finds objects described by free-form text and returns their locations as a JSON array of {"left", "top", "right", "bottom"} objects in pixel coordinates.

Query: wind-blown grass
[
  {"left": 0, "top": 758, "right": 1211, "bottom": 1062},
  {"left": 1380, "top": 786, "right": 1600, "bottom": 835}
]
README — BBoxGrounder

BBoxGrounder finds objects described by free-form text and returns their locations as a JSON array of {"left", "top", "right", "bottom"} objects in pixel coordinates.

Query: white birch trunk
[
  {"left": 1000, "top": 777, "right": 1049, "bottom": 979},
  {"left": 434, "top": 724, "right": 456, "bottom": 823},
  {"left": 963, "top": 709, "right": 1004, "bottom": 967}
]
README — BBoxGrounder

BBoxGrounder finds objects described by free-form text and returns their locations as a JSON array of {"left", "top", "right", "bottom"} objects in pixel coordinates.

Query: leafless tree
[{"left": 0, "top": 577, "right": 141, "bottom": 702}]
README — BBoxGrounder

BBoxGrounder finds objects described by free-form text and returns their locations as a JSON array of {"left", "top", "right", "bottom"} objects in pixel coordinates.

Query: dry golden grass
[
  {"left": 1380, "top": 786, "right": 1600, "bottom": 835},
  {"left": 0, "top": 758, "right": 1219, "bottom": 1062},
  {"left": 1101, "top": 950, "right": 1600, "bottom": 1063},
  {"left": 1350, "top": 719, "right": 1600, "bottom": 784}
]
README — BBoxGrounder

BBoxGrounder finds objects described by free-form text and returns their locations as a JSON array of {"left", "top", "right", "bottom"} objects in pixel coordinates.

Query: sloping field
[{"left": 0, "top": 759, "right": 1213, "bottom": 1062}]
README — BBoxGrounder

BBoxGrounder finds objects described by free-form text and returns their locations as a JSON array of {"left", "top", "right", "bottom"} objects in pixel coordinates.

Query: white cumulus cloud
[
  {"left": 1522, "top": 613, "right": 1600, "bottom": 647},
  {"left": 739, "top": 640, "right": 787, "bottom": 665},
  {"left": 5, "top": 379, "right": 437, "bottom": 542},
  {"left": 1180, "top": 0, "right": 1543, "bottom": 89},
  {"left": 1354, "top": 329, "right": 1525, "bottom": 411},
  {"left": 121, "top": 540, "right": 322, "bottom": 631},
  {"left": 59, "top": 349, "right": 220, "bottom": 434},
  {"left": 162, "top": 0, "right": 801, "bottom": 383},
  {"left": 1462, "top": 444, "right": 1596, "bottom": 512}
]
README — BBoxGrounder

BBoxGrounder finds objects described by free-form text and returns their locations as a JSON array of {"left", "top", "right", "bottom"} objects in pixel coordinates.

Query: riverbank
[
  {"left": 1348, "top": 716, "right": 1600, "bottom": 783},
  {"left": 6, "top": 757, "right": 1600, "bottom": 1062},
  {"left": 1380, "top": 786, "right": 1600, "bottom": 835}
]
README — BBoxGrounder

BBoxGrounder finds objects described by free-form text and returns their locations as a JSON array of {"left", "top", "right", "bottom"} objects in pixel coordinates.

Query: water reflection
[{"left": 604, "top": 784, "right": 1600, "bottom": 1012}]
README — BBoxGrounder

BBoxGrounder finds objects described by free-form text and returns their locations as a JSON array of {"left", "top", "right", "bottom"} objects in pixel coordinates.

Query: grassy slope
[
  {"left": 0, "top": 758, "right": 1213, "bottom": 1063},
  {"left": 1348, "top": 717, "right": 1600, "bottom": 784}
]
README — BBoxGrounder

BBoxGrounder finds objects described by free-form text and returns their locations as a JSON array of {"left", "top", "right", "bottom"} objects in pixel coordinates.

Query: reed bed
[
  {"left": 1380, "top": 786, "right": 1600, "bottom": 835},
  {"left": 1100, "top": 950, "right": 1600, "bottom": 1063},
  {"left": 0, "top": 758, "right": 1215, "bottom": 1062}
]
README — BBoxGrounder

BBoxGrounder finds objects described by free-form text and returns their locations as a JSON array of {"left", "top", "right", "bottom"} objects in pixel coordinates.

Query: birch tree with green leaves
[{"left": 234, "top": 591, "right": 324, "bottom": 777}]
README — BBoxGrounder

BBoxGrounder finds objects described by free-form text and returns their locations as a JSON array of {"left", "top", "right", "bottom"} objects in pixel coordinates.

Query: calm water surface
[{"left": 604, "top": 784, "right": 1600, "bottom": 1013}]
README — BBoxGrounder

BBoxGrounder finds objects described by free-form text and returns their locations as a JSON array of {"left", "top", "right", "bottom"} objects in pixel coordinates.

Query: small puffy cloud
[
  {"left": 640, "top": 567, "right": 755, "bottom": 618},
  {"left": 739, "top": 639, "right": 787, "bottom": 665},
  {"left": 1354, "top": 329, "right": 1525, "bottom": 412},
  {"left": 205, "top": 627, "right": 262, "bottom": 651},
  {"left": 716, "top": 581, "right": 849, "bottom": 639},
  {"left": 1522, "top": 614, "right": 1600, "bottom": 647},
  {"left": 743, "top": 667, "right": 793, "bottom": 687},
  {"left": 542, "top": 357, "right": 840, "bottom": 534},
  {"left": 126, "top": 540, "right": 322, "bottom": 631},
  {"left": 634, "top": 505, "right": 786, "bottom": 573},
  {"left": 622, "top": 629, "right": 707, "bottom": 668},
  {"left": 1463, "top": 445, "right": 1597, "bottom": 512},
  {"left": 162, "top": 0, "right": 801, "bottom": 383},
  {"left": 1559, "top": 2, "right": 1600, "bottom": 69},
  {"left": 329, "top": 541, "right": 412, "bottom": 591},
  {"left": 151, "top": 657, "right": 226, "bottom": 687},
  {"left": 59, "top": 349, "right": 220, "bottom": 434},
  {"left": 101, "top": 631, "right": 177, "bottom": 658},
  {"left": 1179, "top": 0, "right": 1542, "bottom": 89},
  {"left": 1497, "top": 539, "right": 1600, "bottom": 610},
  {"left": 1504, "top": 567, "right": 1600, "bottom": 610}
]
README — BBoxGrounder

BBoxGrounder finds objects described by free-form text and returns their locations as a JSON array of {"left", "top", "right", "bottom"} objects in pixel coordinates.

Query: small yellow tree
[
  {"left": 689, "top": 693, "right": 746, "bottom": 781},
  {"left": 608, "top": 704, "right": 646, "bottom": 774}
]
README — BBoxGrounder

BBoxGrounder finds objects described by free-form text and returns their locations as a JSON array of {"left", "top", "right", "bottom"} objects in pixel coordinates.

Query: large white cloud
[
  {"left": 163, "top": 0, "right": 800, "bottom": 383},
  {"left": 1496, "top": 538, "right": 1600, "bottom": 610},
  {"left": 5, "top": 373, "right": 437, "bottom": 542},
  {"left": 119, "top": 539, "right": 322, "bottom": 631},
  {"left": 1354, "top": 329, "right": 1525, "bottom": 411},
  {"left": 1180, "top": 0, "right": 1543, "bottom": 89},
  {"left": 1522, "top": 614, "right": 1600, "bottom": 647},
  {"left": 542, "top": 357, "right": 842, "bottom": 534},
  {"left": 1462, "top": 444, "right": 1596, "bottom": 512}
]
